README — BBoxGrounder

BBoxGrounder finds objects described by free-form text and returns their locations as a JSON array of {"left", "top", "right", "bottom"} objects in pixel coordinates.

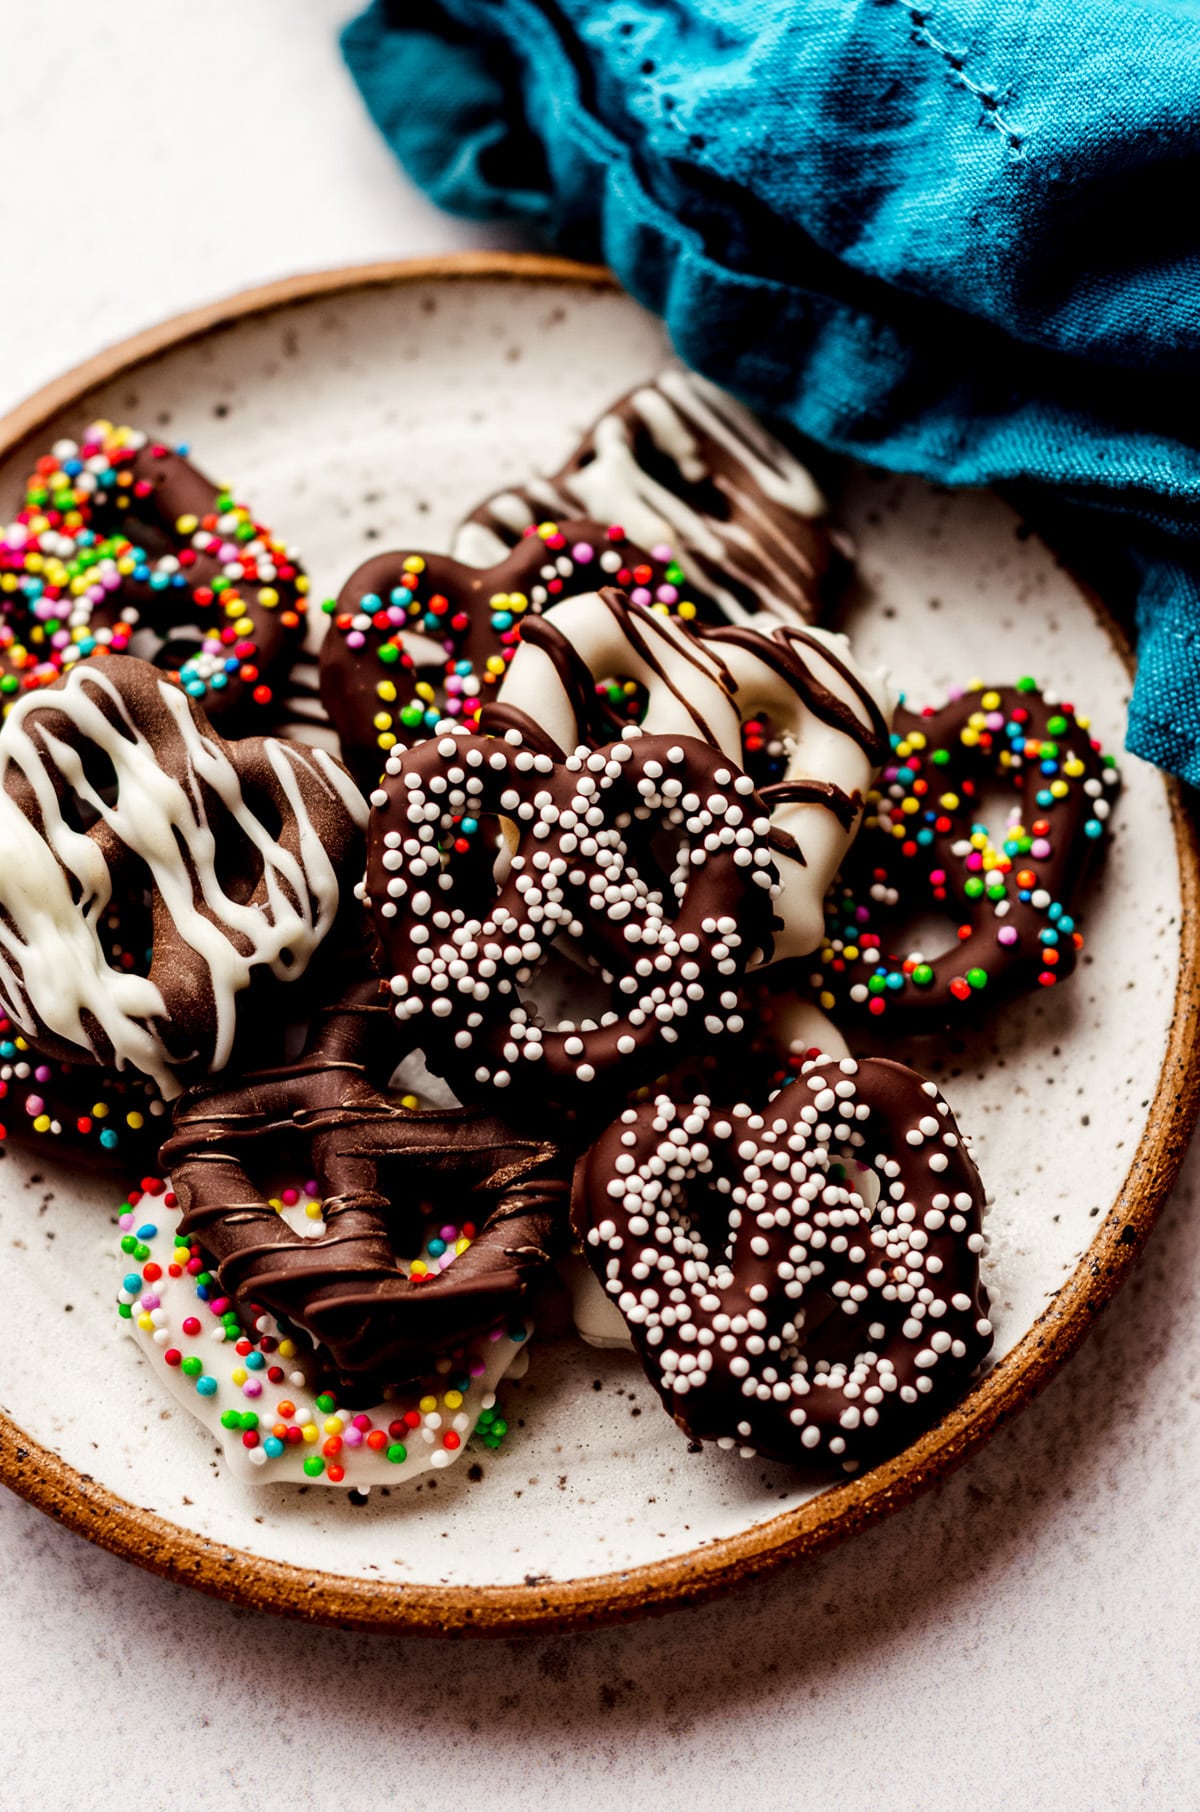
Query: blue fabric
[{"left": 343, "top": 0, "right": 1200, "bottom": 783}]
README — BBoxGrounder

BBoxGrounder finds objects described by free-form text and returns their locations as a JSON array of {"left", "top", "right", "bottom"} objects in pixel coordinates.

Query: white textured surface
[{"left": 0, "top": 3, "right": 1196, "bottom": 1807}]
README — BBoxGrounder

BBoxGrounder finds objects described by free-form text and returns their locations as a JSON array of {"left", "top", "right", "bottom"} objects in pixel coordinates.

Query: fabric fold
[{"left": 343, "top": 0, "right": 1200, "bottom": 782}]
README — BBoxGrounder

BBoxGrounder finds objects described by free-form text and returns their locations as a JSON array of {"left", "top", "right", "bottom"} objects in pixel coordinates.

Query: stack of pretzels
[{"left": 0, "top": 368, "right": 1120, "bottom": 1484}]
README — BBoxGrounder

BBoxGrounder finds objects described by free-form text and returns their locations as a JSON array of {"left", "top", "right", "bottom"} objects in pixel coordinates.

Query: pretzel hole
[
  {"left": 962, "top": 773, "right": 1023, "bottom": 834},
  {"left": 592, "top": 672, "right": 649, "bottom": 731},
  {"left": 257, "top": 1161, "right": 434, "bottom": 1262},
  {"left": 739, "top": 711, "right": 792, "bottom": 790},
  {"left": 865, "top": 906, "right": 962, "bottom": 971},
  {"left": 128, "top": 626, "right": 203, "bottom": 671},
  {"left": 628, "top": 815, "right": 691, "bottom": 900},
  {"left": 522, "top": 943, "right": 613, "bottom": 1025},
  {"left": 439, "top": 811, "right": 520, "bottom": 894},
  {"left": 206, "top": 816, "right": 269, "bottom": 908},
  {"left": 96, "top": 889, "right": 154, "bottom": 977},
  {"left": 114, "top": 505, "right": 177, "bottom": 565}
]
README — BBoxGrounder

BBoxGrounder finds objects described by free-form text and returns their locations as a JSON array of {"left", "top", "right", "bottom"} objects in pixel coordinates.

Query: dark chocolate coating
[
  {"left": 0, "top": 1010, "right": 167, "bottom": 1168},
  {"left": 455, "top": 366, "right": 846, "bottom": 626},
  {"left": 0, "top": 654, "right": 366, "bottom": 1090},
  {"left": 571, "top": 1056, "right": 992, "bottom": 1470},
  {"left": 811, "top": 683, "right": 1120, "bottom": 1032},
  {"left": 364, "top": 727, "right": 780, "bottom": 1111},
  {"left": 319, "top": 521, "right": 680, "bottom": 789},
  {"left": 163, "top": 977, "right": 569, "bottom": 1390},
  {"left": 1, "top": 428, "right": 307, "bottom": 732}
]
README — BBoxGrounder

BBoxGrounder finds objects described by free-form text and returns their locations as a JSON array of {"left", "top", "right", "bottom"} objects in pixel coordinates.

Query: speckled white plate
[{"left": 0, "top": 258, "right": 1196, "bottom": 1633}]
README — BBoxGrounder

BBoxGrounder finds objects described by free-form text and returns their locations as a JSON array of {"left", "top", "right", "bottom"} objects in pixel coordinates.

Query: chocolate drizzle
[
  {"left": 163, "top": 978, "right": 570, "bottom": 1389},
  {"left": 759, "top": 778, "right": 862, "bottom": 833},
  {"left": 701, "top": 623, "right": 892, "bottom": 768},
  {"left": 0, "top": 655, "right": 366, "bottom": 1096},
  {"left": 453, "top": 364, "right": 846, "bottom": 627}
]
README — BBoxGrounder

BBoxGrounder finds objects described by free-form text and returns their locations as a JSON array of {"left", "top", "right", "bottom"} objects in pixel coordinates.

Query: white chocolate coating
[
  {"left": 490, "top": 592, "right": 894, "bottom": 964},
  {"left": 118, "top": 1200, "right": 529, "bottom": 1490},
  {"left": 706, "top": 623, "right": 897, "bottom": 960}
]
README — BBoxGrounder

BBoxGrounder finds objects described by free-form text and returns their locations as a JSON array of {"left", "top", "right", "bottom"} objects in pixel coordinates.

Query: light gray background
[{"left": 0, "top": 6, "right": 1195, "bottom": 1807}]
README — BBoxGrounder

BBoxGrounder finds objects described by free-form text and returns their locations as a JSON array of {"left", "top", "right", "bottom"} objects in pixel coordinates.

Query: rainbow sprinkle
[
  {"left": 115, "top": 1177, "right": 528, "bottom": 1489},
  {"left": 0, "top": 421, "right": 305, "bottom": 715}
]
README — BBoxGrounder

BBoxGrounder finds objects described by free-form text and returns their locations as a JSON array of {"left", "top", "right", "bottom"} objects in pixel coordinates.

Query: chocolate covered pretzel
[
  {"left": 364, "top": 726, "right": 780, "bottom": 1108},
  {"left": 481, "top": 588, "right": 893, "bottom": 962},
  {"left": 0, "top": 423, "right": 307, "bottom": 731},
  {"left": 572, "top": 1055, "right": 992, "bottom": 1469},
  {"left": 0, "top": 655, "right": 366, "bottom": 1097},
  {"left": 810, "top": 681, "right": 1120, "bottom": 1032},
  {"left": 318, "top": 519, "right": 683, "bottom": 788},
  {"left": 453, "top": 363, "right": 846, "bottom": 626},
  {"left": 162, "top": 977, "right": 569, "bottom": 1389}
]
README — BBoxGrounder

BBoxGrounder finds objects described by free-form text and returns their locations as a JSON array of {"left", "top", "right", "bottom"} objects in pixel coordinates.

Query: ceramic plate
[{"left": 0, "top": 257, "right": 1196, "bottom": 1633}]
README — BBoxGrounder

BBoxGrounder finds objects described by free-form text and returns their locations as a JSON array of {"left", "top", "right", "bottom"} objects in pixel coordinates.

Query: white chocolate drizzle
[
  {"left": 452, "top": 363, "right": 836, "bottom": 626},
  {"left": 489, "top": 591, "right": 894, "bottom": 963},
  {"left": 0, "top": 664, "right": 366, "bottom": 1096}
]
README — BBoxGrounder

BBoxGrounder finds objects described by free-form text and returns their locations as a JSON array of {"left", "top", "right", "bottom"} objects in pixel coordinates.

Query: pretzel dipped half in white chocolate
[{"left": 453, "top": 364, "right": 847, "bottom": 628}]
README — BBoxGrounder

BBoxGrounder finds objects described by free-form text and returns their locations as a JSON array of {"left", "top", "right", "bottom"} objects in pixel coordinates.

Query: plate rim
[{"left": 0, "top": 251, "right": 1196, "bottom": 1636}]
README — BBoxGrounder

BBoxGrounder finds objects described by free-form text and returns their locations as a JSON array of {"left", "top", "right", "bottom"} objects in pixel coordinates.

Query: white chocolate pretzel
[{"left": 482, "top": 589, "right": 894, "bottom": 962}]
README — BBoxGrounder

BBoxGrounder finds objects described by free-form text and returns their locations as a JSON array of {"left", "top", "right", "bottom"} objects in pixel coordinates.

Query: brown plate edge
[{"left": 0, "top": 252, "right": 1195, "bottom": 1637}]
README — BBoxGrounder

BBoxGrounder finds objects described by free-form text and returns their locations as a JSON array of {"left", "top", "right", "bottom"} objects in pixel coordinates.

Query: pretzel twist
[
  {"left": 319, "top": 519, "right": 682, "bottom": 788},
  {"left": 0, "top": 422, "right": 307, "bottom": 730},
  {"left": 811, "top": 682, "right": 1120, "bottom": 1031},
  {"left": 572, "top": 1055, "right": 992, "bottom": 1469},
  {"left": 0, "top": 655, "right": 366, "bottom": 1097},
  {"left": 364, "top": 725, "right": 780, "bottom": 1108},
  {"left": 162, "top": 982, "right": 569, "bottom": 1388}
]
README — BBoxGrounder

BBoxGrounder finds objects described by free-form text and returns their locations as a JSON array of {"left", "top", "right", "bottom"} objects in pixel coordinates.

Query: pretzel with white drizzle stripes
[
  {"left": 454, "top": 363, "right": 847, "bottom": 626},
  {"left": 0, "top": 655, "right": 366, "bottom": 1098}
]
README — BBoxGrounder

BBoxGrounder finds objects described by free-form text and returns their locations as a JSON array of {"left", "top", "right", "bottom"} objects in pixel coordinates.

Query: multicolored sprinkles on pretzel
[
  {"left": 0, "top": 421, "right": 306, "bottom": 725},
  {"left": 0, "top": 1007, "right": 165, "bottom": 1162},
  {"left": 117, "top": 1178, "right": 526, "bottom": 1488},
  {"left": 318, "top": 518, "right": 689, "bottom": 787},
  {"left": 809, "top": 679, "right": 1120, "bottom": 1031}
]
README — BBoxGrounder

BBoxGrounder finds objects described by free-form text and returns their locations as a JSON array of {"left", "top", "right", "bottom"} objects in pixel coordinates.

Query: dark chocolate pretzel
[
  {"left": 318, "top": 519, "right": 683, "bottom": 788},
  {"left": 811, "top": 681, "right": 1120, "bottom": 1032},
  {"left": 452, "top": 363, "right": 847, "bottom": 627},
  {"left": 162, "top": 977, "right": 569, "bottom": 1389},
  {"left": 0, "top": 654, "right": 366, "bottom": 1097},
  {"left": 572, "top": 1055, "right": 992, "bottom": 1470},
  {"left": 364, "top": 726, "right": 781, "bottom": 1110},
  {"left": 0, "top": 422, "right": 307, "bottom": 731}
]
